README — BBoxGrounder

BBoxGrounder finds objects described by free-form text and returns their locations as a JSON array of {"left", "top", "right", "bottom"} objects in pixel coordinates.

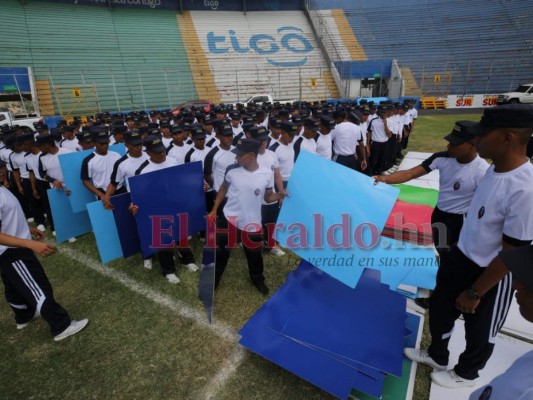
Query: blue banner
[{"left": 0, "top": 68, "right": 31, "bottom": 93}]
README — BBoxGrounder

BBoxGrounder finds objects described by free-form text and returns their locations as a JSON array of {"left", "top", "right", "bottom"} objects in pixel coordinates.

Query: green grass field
[{"left": 0, "top": 112, "right": 483, "bottom": 400}]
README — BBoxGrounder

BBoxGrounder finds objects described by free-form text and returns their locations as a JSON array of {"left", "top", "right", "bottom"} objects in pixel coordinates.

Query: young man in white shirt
[
  {"left": 59, "top": 125, "right": 80, "bottom": 152},
  {"left": 367, "top": 107, "right": 392, "bottom": 175},
  {"left": 132, "top": 136, "right": 198, "bottom": 283},
  {"left": 293, "top": 118, "right": 319, "bottom": 161},
  {"left": 0, "top": 159, "right": 88, "bottom": 341},
  {"left": 208, "top": 138, "right": 287, "bottom": 295},
  {"left": 268, "top": 122, "right": 298, "bottom": 185},
  {"left": 316, "top": 116, "right": 334, "bottom": 160},
  {"left": 166, "top": 125, "right": 191, "bottom": 165},
  {"left": 375, "top": 121, "right": 489, "bottom": 255},
  {"left": 81, "top": 130, "right": 122, "bottom": 202},
  {"left": 405, "top": 104, "right": 533, "bottom": 389},
  {"left": 331, "top": 109, "right": 367, "bottom": 171}
]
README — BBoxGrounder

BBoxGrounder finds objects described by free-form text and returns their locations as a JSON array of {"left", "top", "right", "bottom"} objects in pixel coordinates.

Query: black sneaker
[{"left": 254, "top": 282, "right": 270, "bottom": 296}]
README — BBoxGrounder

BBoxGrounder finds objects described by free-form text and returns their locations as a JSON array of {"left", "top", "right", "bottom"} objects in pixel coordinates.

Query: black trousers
[
  {"left": 37, "top": 180, "right": 54, "bottom": 231},
  {"left": 0, "top": 248, "right": 71, "bottom": 336},
  {"left": 215, "top": 214, "right": 265, "bottom": 288},
  {"left": 262, "top": 202, "right": 280, "bottom": 250},
  {"left": 428, "top": 246, "right": 514, "bottom": 379},
  {"left": 333, "top": 154, "right": 357, "bottom": 170},
  {"left": 383, "top": 136, "right": 397, "bottom": 170},
  {"left": 431, "top": 207, "right": 464, "bottom": 256},
  {"left": 368, "top": 141, "right": 388, "bottom": 175},
  {"left": 145, "top": 247, "right": 196, "bottom": 275},
  {"left": 22, "top": 178, "right": 45, "bottom": 225}
]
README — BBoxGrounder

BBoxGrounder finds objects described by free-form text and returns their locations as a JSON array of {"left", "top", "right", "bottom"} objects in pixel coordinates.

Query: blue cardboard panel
[
  {"left": 47, "top": 189, "right": 92, "bottom": 243},
  {"left": 239, "top": 327, "right": 385, "bottom": 399},
  {"left": 275, "top": 151, "right": 399, "bottom": 288},
  {"left": 86, "top": 200, "right": 123, "bottom": 264},
  {"left": 59, "top": 144, "right": 126, "bottom": 213},
  {"left": 279, "top": 263, "right": 406, "bottom": 377},
  {"left": 109, "top": 192, "right": 141, "bottom": 259},
  {"left": 128, "top": 162, "right": 206, "bottom": 258}
]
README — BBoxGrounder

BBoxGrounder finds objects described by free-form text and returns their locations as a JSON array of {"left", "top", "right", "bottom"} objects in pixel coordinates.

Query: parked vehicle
[
  {"left": 171, "top": 100, "right": 213, "bottom": 116},
  {"left": 0, "top": 110, "right": 43, "bottom": 131},
  {"left": 497, "top": 83, "right": 533, "bottom": 105},
  {"left": 233, "top": 94, "right": 297, "bottom": 107}
]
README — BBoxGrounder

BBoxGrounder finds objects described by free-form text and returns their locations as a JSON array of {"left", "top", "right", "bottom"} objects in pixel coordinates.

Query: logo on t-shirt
[
  {"left": 254, "top": 188, "right": 260, "bottom": 196},
  {"left": 453, "top": 182, "right": 460, "bottom": 191},
  {"left": 478, "top": 206, "right": 485, "bottom": 219}
]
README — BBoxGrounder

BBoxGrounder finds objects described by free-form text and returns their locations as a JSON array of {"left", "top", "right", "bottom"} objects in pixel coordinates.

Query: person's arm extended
[
  {"left": 264, "top": 188, "right": 288, "bottom": 204},
  {"left": 82, "top": 179, "right": 106, "bottom": 201},
  {"left": 374, "top": 165, "right": 427, "bottom": 184},
  {"left": 0, "top": 230, "right": 56, "bottom": 256},
  {"left": 208, "top": 180, "right": 229, "bottom": 219},
  {"left": 12, "top": 169, "right": 24, "bottom": 194}
]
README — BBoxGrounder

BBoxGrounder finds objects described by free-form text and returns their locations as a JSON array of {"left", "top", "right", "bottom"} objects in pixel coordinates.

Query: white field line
[
  {"left": 200, "top": 344, "right": 247, "bottom": 400},
  {"left": 59, "top": 246, "right": 238, "bottom": 341},
  {"left": 59, "top": 246, "right": 247, "bottom": 397}
]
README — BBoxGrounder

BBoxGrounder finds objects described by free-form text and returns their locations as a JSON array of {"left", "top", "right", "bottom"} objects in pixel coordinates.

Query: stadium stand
[{"left": 312, "top": 0, "right": 533, "bottom": 95}]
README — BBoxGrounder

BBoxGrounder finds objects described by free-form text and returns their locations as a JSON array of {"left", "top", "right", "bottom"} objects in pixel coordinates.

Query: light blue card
[
  {"left": 275, "top": 151, "right": 400, "bottom": 288},
  {"left": 47, "top": 189, "right": 92, "bottom": 243},
  {"left": 59, "top": 144, "right": 126, "bottom": 213},
  {"left": 86, "top": 200, "right": 123, "bottom": 264}
]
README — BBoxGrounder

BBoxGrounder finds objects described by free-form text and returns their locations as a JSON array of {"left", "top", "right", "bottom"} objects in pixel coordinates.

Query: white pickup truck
[
  {"left": 497, "top": 83, "right": 533, "bottom": 105},
  {"left": 234, "top": 94, "right": 297, "bottom": 107},
  {"left": 0, "top": 110, "right": 43, "bottom": 132}
]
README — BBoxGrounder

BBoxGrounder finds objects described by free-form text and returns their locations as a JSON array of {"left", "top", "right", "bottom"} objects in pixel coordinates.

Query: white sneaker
[
  {"left": 54, "top": 319, "right": 89, "bottom": 341},
  {"left": 52, "top": 231, "right": 57, "bottom": 237},
  {"left": 27, "top": 217, "right": 34, "bottom": 223},
  {"left": 430, "top": 369, "right": 476, "bottom": 389},
  {"left": 37, "top": 224, "right": 46, "bottom": 232},
  {"left": 184, "top": 263, "right": 199, "bottom": 272},
  {"left": 166, "top": 273, "right": 180, "bottom": 284},
  {"left": 404, "top": 348, "right": 447, "bottom": 371},
  {"left": 270, "top": 247, "right": 286, "bottom": 257},
  {"left": 143, "top": 259, "right": 153, "bottom": 270},
  {"left": 68, "top": 237, "right": 77, "bottom": 243},
  {"left": 16, "top": 310, "right": 40, "bottom": 330}
]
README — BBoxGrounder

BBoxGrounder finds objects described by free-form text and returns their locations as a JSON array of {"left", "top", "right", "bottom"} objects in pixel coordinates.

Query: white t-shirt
[
  {"left": 293, "top": 136, "right": 317, "bottom": 161},
  {"left": 223, "top": 164, "right": 274, "bottom": 232},
  {"left": 110, "top": 152, "right": 148, "bottom": 192},
  {"left": 25, "top": 152, "right": 44, "bottom": 181},
  {"left": 269, "top": 141, "right": 294, "bottom": 181},
  {"left": 421, "top": 152, "right": 490, "bottom": 214},
  {"left": 360, "top": 122, "right": 369, "bottom": 145},
  {"left": 185, "top": 146, "right": 210, "bottom": 167},
  {"left": 162, "top": 137, "right": 173, "bottom": 148},
  {"left": 39, "top": 147, "right": 73, "bottom": 185},
  {"left": 204, "top": 146, "right": 236, "bottom": 192},
  {"left": 81, "top": 151, "right": 122, "bottom": 190},
  {"left": 167, "top": 142, "right": 192, "bottom": 165},
  {"left": 135, "top": 157, "right": 178, "bottom": 176},
  {"left": 9, "top": 151, "right": 30, "bottom": 179},
  {"left": 458, "top": 160, "right": 533, "bottom": 267},
  {"left": 368, "top": 118, "right": 389, "bottom": 143},
  {"left": 316, "top": 131, "right": 333, "bottom": 160},
  {"left": 330, "top": 122, "right": 362, "bottom": 155},
  {"left": 0, "top": 186, "right": 31, "bottom": 255},
  {"left": 0, "top": 147, "right": 13, "bottom": 172},
  {"left": 60, "top": 138, "right": 81, "bottom": 152},
  {"left": 258, "top": 149, "right": 280, "bottom": 205}
]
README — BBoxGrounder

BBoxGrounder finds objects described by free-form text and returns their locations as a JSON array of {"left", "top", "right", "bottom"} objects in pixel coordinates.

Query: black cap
[
  {"left": 320, "top": 116, "right": 335, "bottom": 129},
  {"left": 220, "top": 123, "right": 234, "bottom": 136},
  {"left": 143, "top": 135, "right": 166, "bottom": 153},
  {"left": 499, "top": 245, "right": 533, "bottom": 291},
  {"left": 92, "top": 130, "right": 110, "bottom": 144},
  {"left": 444, "top": 121, "right": 479, "bottom": 145},
  {"left": 35, "top": 134, "right": 56, "bottom": 145},
  {"left": 171, "top": 125, "right": 184, "bottom": 134},
  {"left": 333, "top": 109, "right": 346, "bottom": 119},
  {"left": 249, "top": 126, "right": 269, "bottom": 141},
  {"left": 113, "top": 125, "right": 128, "bottom": 135},
  {"left": 291, "top": 115, "right": 302, "bottom": 125},
  {"left": 281, "top": 121, "right": 299, "bottom": 136},
  {"left": 76, "top": 131, "right": 93, "bottom": 144},
  {"left": 472, "top": 104, "right": 533, "bottom": 134},
  {"left": 231, "top": 138, "right": 261, "bottom": 155},
  {"left": 124, "top": 131, "right": 143, "bottom": 146},
  {"left": 270, "top": 118, "right": 283, "bottom": 129},
  {"left": 191, "top": 125, "right": 206, "bottom": 139},
  {"left": 242, "top": 122, "right": 255, "bottom": 133},
  {"left": 303, "top": 118, "right": 319, "bottom": 131},
  {"left": 230, "top": 112, "right": 241, "bottom": 120},
  {"left": 160, "top": 121, "right": 171, "bottom": 128},
  {"left": 15, "top": 133, "right": 34, "bottom": 143}
]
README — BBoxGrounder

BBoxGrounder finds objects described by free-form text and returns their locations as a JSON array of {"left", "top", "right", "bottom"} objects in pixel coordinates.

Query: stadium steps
[
  {"left": 176, "top": 11, "right": 221, "bottom": 103},
  {"left": 35, "top": 79, "right": 55, "bottom": 116},
  {"left": 330, "top": 9, "right": 367, "bottom": 61},
  {"left": 400, "top": 67, "right": 422, "bottom": 97}
]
